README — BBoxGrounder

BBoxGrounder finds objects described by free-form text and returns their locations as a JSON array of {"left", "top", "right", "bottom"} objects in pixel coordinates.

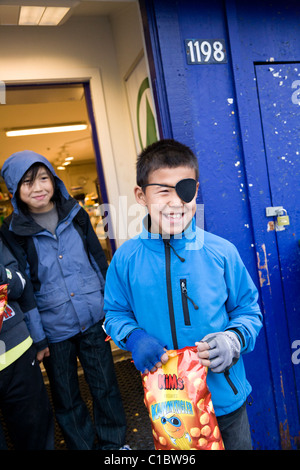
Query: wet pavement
[{"left": 1, "top": 358, "right": 154, "bottom": 451}]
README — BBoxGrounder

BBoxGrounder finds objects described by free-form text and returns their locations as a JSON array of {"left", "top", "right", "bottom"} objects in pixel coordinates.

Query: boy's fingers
[
  {"left": 197, "top": 351, "right": 210, "bottom": 360},
  {"left": 196, "top": 341, "right": 210, "bottom": 351},
  {"left": 161, "top": 352, "right": 169, "bottom": 364},
  {"left": 149, "top": 353, "right": 169, "bottom": 373},
  {"left": 198, "top": 358, "right": 211, "bottom": 367},
  {"left": 196, "top": 341, "right": 211, "bottom": 366}
]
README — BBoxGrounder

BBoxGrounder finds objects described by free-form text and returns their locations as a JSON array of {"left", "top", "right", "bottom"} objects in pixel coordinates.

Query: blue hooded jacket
[
  {"left": 104, "top": 217, "right": 263, "bottom": 416},
  {"left": 1, "top": 150, "right": 108, "bottom": 347}
]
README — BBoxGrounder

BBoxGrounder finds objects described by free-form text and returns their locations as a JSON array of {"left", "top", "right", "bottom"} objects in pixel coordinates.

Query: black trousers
[
  {"left": 0, "top": 344, "right": 54, "bottom": 450},
  {"left": 43, "top": 322, "right": 127, "bottom": 450},
  {"left": 217, "top": 402, "right": 253, "bottom": 450}
]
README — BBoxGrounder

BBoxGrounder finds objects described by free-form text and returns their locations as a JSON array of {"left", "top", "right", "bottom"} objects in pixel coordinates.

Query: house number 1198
[{"left": 185, "top": 39, "right": 227, "bottom": 64}]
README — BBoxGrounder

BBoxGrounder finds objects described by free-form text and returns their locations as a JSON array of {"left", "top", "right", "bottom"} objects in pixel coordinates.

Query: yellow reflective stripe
[{"left": 0, "top": 336, "right": 33, "bottom": 371}]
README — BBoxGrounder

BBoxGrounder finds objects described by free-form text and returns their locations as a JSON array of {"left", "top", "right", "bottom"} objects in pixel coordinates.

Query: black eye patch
[
  {"left": 175, "top": 178, "right": 197, "bottom": 203},
  {"left": 142, "top": 178, "right": 197, "bottom": 203}
]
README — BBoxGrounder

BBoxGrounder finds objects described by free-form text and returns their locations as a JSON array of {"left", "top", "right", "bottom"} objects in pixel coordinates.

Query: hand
[
  {"left": 126, "top": 329, "right": 169, "bottom": 374},
  {"left": 37, "top": 347, "right": 50, "bottom": 363},
  {"left": 196, "top": 331, "right": 241, "bottom": 373},
  {"left": 196, "top": 340, "right": 211, "bottom": 368}
]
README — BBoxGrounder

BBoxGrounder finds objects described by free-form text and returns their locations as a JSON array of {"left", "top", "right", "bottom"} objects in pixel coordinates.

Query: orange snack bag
[
  {"left": 0, "top": 284, "right": 8, "bottom": 332},
  {"left": 142, "top": 346, "right": 224, "bottom": 450}
]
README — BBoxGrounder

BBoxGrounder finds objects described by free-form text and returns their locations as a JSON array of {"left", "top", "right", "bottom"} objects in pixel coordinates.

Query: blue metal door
[
  {"left": 255, "top": 63, "right": 300, "bottom": 408},
  {"left": 140, "top": 0, "right": 300, "bottom": 449}
]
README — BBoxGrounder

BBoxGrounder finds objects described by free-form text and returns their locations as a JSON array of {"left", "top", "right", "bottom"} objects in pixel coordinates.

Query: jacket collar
[
  {"left": 9, "top": 194, "right": 78, "bottom": 237},
  {"left": 139, "top": 215, "right": 202, "bottom": 252}
]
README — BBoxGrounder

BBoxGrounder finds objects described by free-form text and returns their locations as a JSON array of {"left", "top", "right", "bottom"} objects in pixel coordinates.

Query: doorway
[{"left": 0, "top": 81, "right": 113, "bottom": 262}]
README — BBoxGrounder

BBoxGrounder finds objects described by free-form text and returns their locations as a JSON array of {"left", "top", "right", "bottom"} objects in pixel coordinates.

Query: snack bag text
[{"left": 142, "top": 346, "right": 224, "bottom": 450}]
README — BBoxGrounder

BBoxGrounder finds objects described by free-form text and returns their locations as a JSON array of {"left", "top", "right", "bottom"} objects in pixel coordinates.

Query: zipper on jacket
[
  {"left": 165, "top": 240, "right": 185, "bottom": 262},
  {"left": 180, "top": 279, "right": 199, "bottom": 326},
  {"left": 163, "top": 239, "right": 178, "bottom": 349},
  {"left": 224, "top": 369, "right": 238, "bottom": 395}
]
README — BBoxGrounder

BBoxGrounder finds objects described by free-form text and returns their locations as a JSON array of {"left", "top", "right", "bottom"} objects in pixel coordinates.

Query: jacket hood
[{"left": 1, "top": 150, "right": 70, "bottom": 213}]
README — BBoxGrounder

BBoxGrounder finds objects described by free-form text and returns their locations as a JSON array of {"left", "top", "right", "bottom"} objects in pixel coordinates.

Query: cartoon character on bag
[{"left": 161, "top": 413, "right": 191, "bottom": 450}]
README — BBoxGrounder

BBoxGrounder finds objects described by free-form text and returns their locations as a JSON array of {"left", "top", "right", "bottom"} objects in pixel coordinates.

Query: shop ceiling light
[
  {"left": 6, "top": 123, "right": 88, "bottom": 137},
  {"left": 39, "top": 7, "right": 70, "bottom": 25},
  {"left": 18, "top": 6, "right": 45, "bottom": 25},
  {"left": 19, "top": 6, "right": 70, "bottom": 26}
]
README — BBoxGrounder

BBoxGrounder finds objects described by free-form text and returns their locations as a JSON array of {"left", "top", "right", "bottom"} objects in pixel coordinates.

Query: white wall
[
  {"left": 110, "top": 3, "right": 148, "bottom": 239},
  {"left": 0, "top": 4, "right": 145, "bottom": 245}
]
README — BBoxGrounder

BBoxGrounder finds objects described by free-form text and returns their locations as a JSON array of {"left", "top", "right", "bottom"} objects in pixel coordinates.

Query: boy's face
[
  {"left": 19, "top": 166, "right": 54, "bottom": 213},
  {"left": 135, "top": 166, "right": 199, "bottom": 236}
]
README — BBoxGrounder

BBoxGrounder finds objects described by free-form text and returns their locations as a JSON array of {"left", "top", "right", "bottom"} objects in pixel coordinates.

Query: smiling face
[
  {"left": 161, "top": 413, "right": 186, "bottom": 439},
  {"left": 135, "top": 166, "right": 199, "bottom": 236},
  {"left": 19, "top": 166, "right": 55, "bottom": 213}
]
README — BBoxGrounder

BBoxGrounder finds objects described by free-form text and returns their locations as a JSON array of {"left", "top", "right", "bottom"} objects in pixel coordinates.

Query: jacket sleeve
[
  {"left": 0, "top": 223, "right": 48, "bottom": 350},
  {"left": 104, "top": 253, "right": 140, "bottom": 350},
  {"left": 0, "top": 239, "right": 25, "bottom": 300},
  {"left": 224, "top": 242, "right": 263, "bottom": 354},
  {"left": 18, "top": 277, "right": 48, "bottom": 350}
]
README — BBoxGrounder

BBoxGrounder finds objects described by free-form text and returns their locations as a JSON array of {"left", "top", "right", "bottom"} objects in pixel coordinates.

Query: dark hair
[
  {"left": 136, "top": 139, "right": 199, "bottom": 187},
  {"left": 16, "top": 162, "right": 60, "bottom": 213}
]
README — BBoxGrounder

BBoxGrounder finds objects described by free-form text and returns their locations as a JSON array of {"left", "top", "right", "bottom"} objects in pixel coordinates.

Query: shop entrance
[{"left": 0, "top": 81, "right": 113, "bottom": 262}]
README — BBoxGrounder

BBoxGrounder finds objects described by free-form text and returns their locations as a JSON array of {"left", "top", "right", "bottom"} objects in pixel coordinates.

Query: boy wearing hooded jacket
[
  {"left": 104, "top": 139, "right": 263, "bottom": 450},
  {"left": 0, "top": 150, "right": 127, "bottom": 450}
]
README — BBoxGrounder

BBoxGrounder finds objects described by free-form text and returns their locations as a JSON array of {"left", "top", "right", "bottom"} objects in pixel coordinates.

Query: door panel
[{"left": 255, "top": 63, "right": 300, "bottom": 416}]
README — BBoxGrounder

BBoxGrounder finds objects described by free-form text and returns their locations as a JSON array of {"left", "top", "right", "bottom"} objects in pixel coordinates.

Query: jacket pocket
[
  {"left": 35, "top": 287, "right": 69, "bottom": 312},
  {"left": 180, "top": 278, "right": 200, "bottom": 325},
  {"left": 224, "top": 369, "right": 238, "bottom": 395},
  {"left": 78, "top": 274, "right": 102, "bottom": 295},
  {"left": 180, "top": 279, "right": 191, "bottom": 325}
]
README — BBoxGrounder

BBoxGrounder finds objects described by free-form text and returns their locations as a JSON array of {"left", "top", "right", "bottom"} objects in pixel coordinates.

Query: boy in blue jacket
[
  {"left": 0, "top": 150, "right": 128, "bottom": 450},
  {"left": 104, "top": 139, "right": 263, "bottom": 450}
]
